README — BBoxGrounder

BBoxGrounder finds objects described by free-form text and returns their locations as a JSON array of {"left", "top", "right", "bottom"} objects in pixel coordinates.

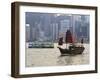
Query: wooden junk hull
[{"left": 58, "top": 46, "right": 85, "bottom": 56}]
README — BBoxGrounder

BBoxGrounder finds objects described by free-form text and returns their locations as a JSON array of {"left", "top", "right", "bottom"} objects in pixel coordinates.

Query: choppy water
[{"left": 26, "top": 43, "right": 89, "bottom": 67}]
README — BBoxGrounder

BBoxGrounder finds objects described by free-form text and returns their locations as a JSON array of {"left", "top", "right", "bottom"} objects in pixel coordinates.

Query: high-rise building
[
  {"left": 26, "top": 24, "right": 30, "bottom": 42},
  {"left": 52, "top": 23, "right": 59, "bottom": 42}
]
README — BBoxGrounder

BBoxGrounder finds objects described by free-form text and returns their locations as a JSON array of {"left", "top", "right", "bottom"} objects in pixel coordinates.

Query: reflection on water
[
  {"left": 57, "top": 53, "right": 89, "bottom": 66},
  {"left": 26, "top": 44, "right": 89, "bottom": 67}
]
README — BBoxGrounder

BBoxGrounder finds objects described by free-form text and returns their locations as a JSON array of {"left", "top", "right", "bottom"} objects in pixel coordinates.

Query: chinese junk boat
[{"left": 58, "top": 30, "right": 85, "bottom": 56}]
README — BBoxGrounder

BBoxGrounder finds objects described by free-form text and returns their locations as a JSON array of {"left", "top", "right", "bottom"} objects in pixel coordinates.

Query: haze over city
[{"left": 25, "top": 12, "right": 90, "bottom": 43}]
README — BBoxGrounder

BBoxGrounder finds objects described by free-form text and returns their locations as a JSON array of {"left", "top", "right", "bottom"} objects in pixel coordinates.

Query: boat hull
[{"left": 58, "top": 46, "right": 85, "bottom": 56}]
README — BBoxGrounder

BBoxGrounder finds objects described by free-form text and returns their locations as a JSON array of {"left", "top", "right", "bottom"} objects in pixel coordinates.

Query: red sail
[{"left": 65, "top": 30, "right": 73, "bottom": 43}]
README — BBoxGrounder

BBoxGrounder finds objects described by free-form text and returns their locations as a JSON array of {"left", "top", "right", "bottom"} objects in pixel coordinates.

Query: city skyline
[{"left": 25, "top": 12, "right": 90, "bottom": 43}]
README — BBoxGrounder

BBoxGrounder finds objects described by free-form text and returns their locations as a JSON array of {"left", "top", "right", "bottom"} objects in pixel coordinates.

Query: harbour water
[{"left": 26, "top": 43, "right": 89, "bottom": 67}]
